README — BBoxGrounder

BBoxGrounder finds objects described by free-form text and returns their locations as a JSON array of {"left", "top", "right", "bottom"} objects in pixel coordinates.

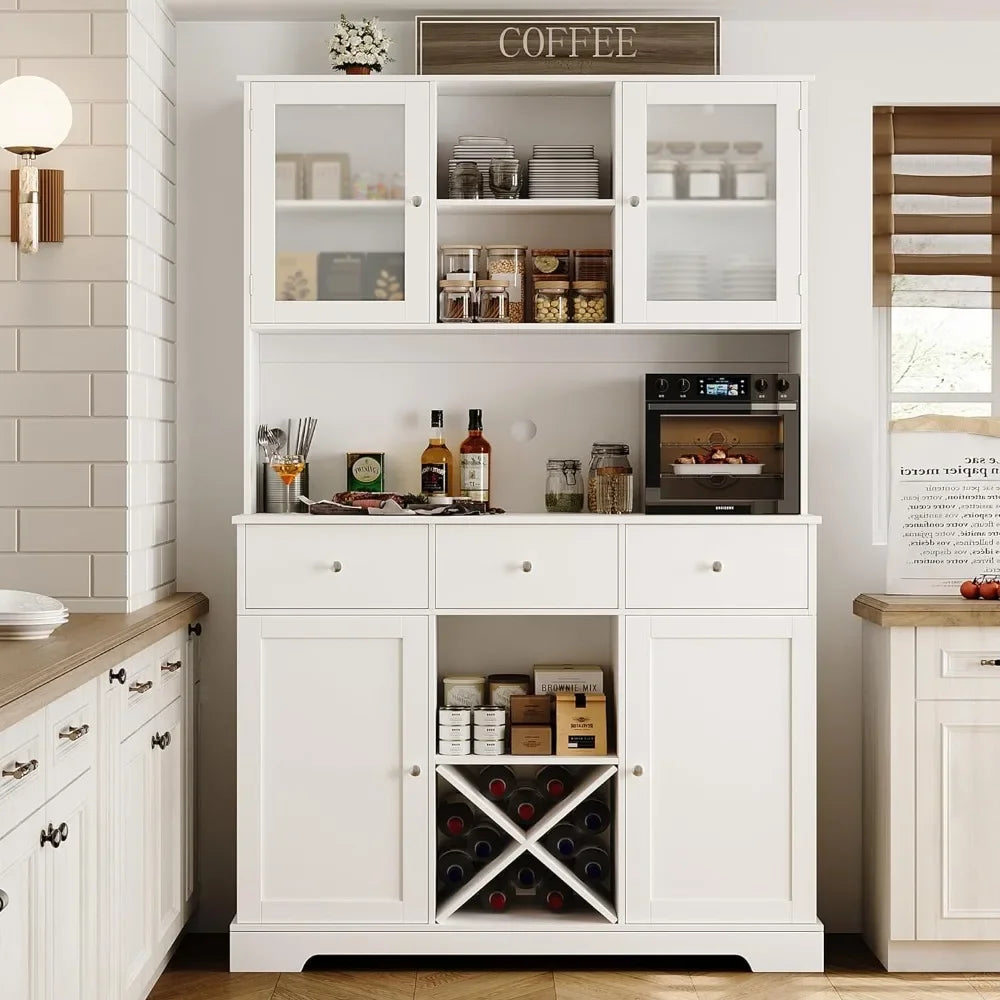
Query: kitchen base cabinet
[{"left": 0, "top": 808, "right": 45, "bottom": 1000}]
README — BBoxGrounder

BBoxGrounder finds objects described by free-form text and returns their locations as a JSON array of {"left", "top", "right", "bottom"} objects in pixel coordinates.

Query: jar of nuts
[
  {"left": 572, "top": 281, "right": 608, "bottom": 323},
  {"left": 439, "top": 279, "right": 475, "bottom": 323},
  {"left": 484, "top": 245, "right": 526, "bottom": 323},
  {"left": 477, "top": 280, "right": 510, "bottom": 323},
  {"left": 534, "top": 279, "right": 570, "bottom": 323}
]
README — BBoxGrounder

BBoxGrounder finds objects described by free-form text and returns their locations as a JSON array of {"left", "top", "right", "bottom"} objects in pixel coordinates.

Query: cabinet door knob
[
  {"left": 129, "top": 680, "right": 153, "bottom": 694},
  {"left": 2, "top": 759, "right": 38, "bottom": 781},
  {"left": 331, "top": 560, "right": 343, "bottom": 573},
  {"left": 189, "top": 622, "right": 202, "bottom": 637},
  {"left": 629, "top": 195, "right": 640, "bottom": 207},
  {"left": 409, "top": 764, "right": 421, "bottom": 777},
  {"left": 633, "top": 765, "right": 644, "bottom": 777},
  {"left": 40, "top": 822, "right": 68, "bottom": 849},
  {"left": 411, "top": 194, "right": 423, "bottom": 207},
  {"left": 981, "top": 659, "right": 1000, "bottom": 666},
  {"left": 109, "top": 667, "right": 127, "bottom": 686},
  {"left": 0, "top": 889, "right": 8, "bottom": 912},
  {"left": 161, "top": 660, "right": 182, "bottom": 674},
  {"left": 711, "top": 560, "right": 724, "bottom": 573},
  {"left": 522, "top": 560, "right": 532, "bottom": 573},
  {"left": 58, "top": 723, "right": 90, "bottom": 742},
  {"left": 152, "top": 731, "right": 171, "bottom": 751}
]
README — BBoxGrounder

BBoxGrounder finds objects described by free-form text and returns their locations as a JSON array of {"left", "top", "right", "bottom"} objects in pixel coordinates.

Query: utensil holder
[{"left": 262, "top": 462, "right": 309, "bottom": 513}]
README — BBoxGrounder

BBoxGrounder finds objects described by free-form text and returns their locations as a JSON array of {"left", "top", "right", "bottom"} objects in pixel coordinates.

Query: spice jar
[
  {"left": 477, "top": 280, "right": 510, "bottom": 323},
  {"left": 588, "top": 443, "right": 633, "bottom": 514},
  {"left": 647, "top": 159, "right": 680, "bottom": 199},
  {"left": 571, "top": 281, "right": 608, "bottom": 323},
  {"left": 440, "top": 244, "right": 481, "bottom": 282},
  {"left": 485, "top": 245, "right": 526, "bottom": 322},
  {"left": 574, "top": 249, "right": 611, "bottom": 283},
  {"left": 732, "top": 141, "right": 769, "bottom": 199},
  {"left": 687, "top": 160, "right": 725, "bottom": 199},
  {"left": 534, "top": 279, "right": 570, "bottom": 323},
  {"left": 439, "top": 279, "right": 475, "bottom": 323},
  {"left": 545, "top": 459, "right": 584, "bottom": 513},
  {"left": 531, "top": 248, "right": 570, "bottom": 278}
]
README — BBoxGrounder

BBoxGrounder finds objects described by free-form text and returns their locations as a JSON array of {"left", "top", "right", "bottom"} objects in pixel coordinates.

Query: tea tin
[{"left": 346, "top": 451, "right": 385, "bottom": 492}]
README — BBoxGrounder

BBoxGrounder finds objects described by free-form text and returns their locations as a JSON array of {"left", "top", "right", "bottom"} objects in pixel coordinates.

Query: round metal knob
[
  {"left": 410, "top": 765, "right": 421, "bottom": 777},
  {"left": 629, "top": 195, "right": 640, "bottom": 207},
  {"left": 633, "top": 765, "right": 644, "bottom": 777},
  {"left": 411, "top": 195, "right": 422, "bottom": 207},
  {"left": 151, "top": 731, "right": 171, "bottom": 751},
  {"left": 331, "top": 561, "right": 343, "bottom": 573},
  {"left": 109, "top": 667, "right": 126, "bottom": 686},
  {"left": 712, "top": 561, "right": 724, "bottom": 573},
  {"left": 40, "top": 822, "right": 68, "bottom": 849},
  {"left": 522, "top": 561, "right": 532, "bottom": 573},
  {"left": 0, "top": 889, "right": 8, "bottom": 913},
  {"left": 188, "top": 622, "right": 202, "bottom": 637}
]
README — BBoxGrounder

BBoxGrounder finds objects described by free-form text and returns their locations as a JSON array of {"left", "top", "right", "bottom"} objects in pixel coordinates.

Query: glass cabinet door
[
  {"left": 621, "top": 81, "right": 802, "bottom": 325},
  {"left": 249, "top": 80, "right": 431, "bottom": 325}
]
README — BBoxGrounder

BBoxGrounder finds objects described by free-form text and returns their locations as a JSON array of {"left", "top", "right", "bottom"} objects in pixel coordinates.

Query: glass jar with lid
[
  {"left": 545, "top": 459, "right": 583, "bottom": 513},
  {"left": 534, "top": 278, "right": 570, "bottom": 323},
  {"left": 588, "top": 444, "right": 633, "bottom": 514},
  {"left": 647, "top": 159, "right": 680, "bottom": 200},
  {"left": 574, "top": 249, "right": 612, "bottom": 284},
  {"left": 664, "top": 142, "right": 696, "bottom": 196},
  {"left": 477, "top": 280, "right": 510, "bottom": 323},
  {"left": 440, "top": 244, "right": 481, "bottom": 282},
  {"left": 686, "top": 159, "right": 725, "bottom": 199},
  {"left": 439, "top": 279, "right": 475, "bottom": 323},
  {"left": 450, "top": 161, "right": 482, "bottom": 199},
  {"left": 531, "top": 248, "right": 570, "bottom": 278},
  {"left": 731, "top": 141, "right": 769, "bottom": 199},
  {"left": 571, "top": 281, "right": 608, "bottom": 323},
  {"left": 485, "top": 245, "right": 527, "bottom": 322}
]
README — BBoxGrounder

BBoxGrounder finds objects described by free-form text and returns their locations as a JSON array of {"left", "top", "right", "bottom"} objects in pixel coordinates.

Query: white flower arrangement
[{"left": 328, "top": 14, "right": 393, "bottom": 72}]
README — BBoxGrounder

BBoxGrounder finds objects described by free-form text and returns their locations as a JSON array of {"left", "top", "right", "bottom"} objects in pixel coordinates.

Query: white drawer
[
  {"left": 435, "top": 524, "right": 619, "bottom": 609},
  {"left": 625, "top": 524, "right": 809, "bottom": 610},
  {"left": 156, "top": 632, "right": 187, "bottom": 707},
  {"left": 44, "top": 677, "right": 98, "bottom": 799},
  {"left": 0, "top": 709, "right": 44, "bottom": 837},
  {"left": 244, "top": 524, "right": 429, "bottom": 610},
  {"left": 917, "top": 626, "right": 1000, "bottom": 699},
  {"left": 116, "top": 649, "right": 161, "bottom": 738}
]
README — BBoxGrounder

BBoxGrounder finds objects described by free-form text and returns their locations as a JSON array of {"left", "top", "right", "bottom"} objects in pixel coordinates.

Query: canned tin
[
  {"left": 474, "top": 724, "right": 506, "bottom": 741},
  {"left": 346, "top": 451, "right": 385, "bottom": 492},
  {"left": 474, "top": 739, "right": 506, "bottom": 756},
  {"left": 439, "top": 724, "right": 472, "bottom": 741},
  {"left": 439, "top": 739, "right": 472, "bottom": 756},
  {"left": 439, "top": 707, "right": 472, "bottom": 726},
  {"left": 473, "top": 706, "right": 506, "bottom": 726}
]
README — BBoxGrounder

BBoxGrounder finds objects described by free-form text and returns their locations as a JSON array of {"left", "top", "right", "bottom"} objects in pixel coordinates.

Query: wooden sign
[{"left": 415, "top": 16, "right": 719, "bottom": 76}]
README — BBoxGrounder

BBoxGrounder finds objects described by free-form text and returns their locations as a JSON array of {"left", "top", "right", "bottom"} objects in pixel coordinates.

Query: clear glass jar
[
  {"left": 534, "top": 279, "right": 569, "bottom": 323},
  {"left": 665, "top": 142, "right": 695, "bottom": 196},
  {"left": 488, "top": 158, "right": 523, "bottom": 199},
  {"left": 647, "top": 159, "right": 680, "bottom": 199},
  {"left": 485, "top": 245, "right": 526, "bottom": 322},
  {"left": 571, "top": 281, "right": 608, "bottom": 323},
  {"left": 588, "top": 444, "right": 633, "bottom": 514},
  {"left": 686, "top": 159, "right": 725, "bottom": 199},
  {"left": 439, "top": 279, "right": 475, "bottom": 323},
  {"left": 450, "top": 161, "right": 482, "bottom": 199},
  {"left": 732, "top": 141, "right": 769, "bottom": 199},
  {"left": 476, "top": 280, "right": 510, "bottom": 323},
  {"left": 531, "top": 248, "right": 570, "bottom": 278},
  {"left": 574, "top": 249, "right": 612, "bottom": 284},
  {"left": 545, "top": 459, "right": 583, "bottom": 513},
  {"left": 440, "top": 244, "right": 481, "bottom": 282}
]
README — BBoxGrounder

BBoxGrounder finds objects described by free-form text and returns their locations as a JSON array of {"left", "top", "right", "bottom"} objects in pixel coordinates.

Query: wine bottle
[
  {"left": 479, "top": 883, "right": 510, "bottom": 912},
  {"left": 575, "top": 844, "right": 611, "bottom": 884},
  {"left": 544, "top": 888, "right": 575, "bottom": 913},
  {"left": 467, "top": 823, "right": 504, "bottom": 863},
  {"left": 478, "top": 765, "right": 515, "bottom": 802},
  {"left": 572, "top": 797, "right": 611, "bottom": 835},
  {"left": 437, "top": 847, "right": 475, "bottom": 888},
  {"left": 420, "top": 409, "right": 455, "bottom": 497},
  {"left": 507, "top": 784, "right": 546, "bottom": 828},
  {"left": 437, "top": 798, "right": 474, "bottom": 837},
  {"left": 535, "top": 765, "right": 573, "bottom": 801},
  {"left": 459, "top": 408, "right": 491, "bottom": 510},
  {"left": 508, "top": 859, "right": 546, "bottom": 894},
  {"left": 543, "top": 823, "right": 579, "bottom": 860}
]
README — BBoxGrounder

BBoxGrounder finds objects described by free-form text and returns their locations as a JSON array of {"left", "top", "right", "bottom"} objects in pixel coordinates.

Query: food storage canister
[
  {"left": 443, "top": 675, "right": 487, "bottom": 706},
  {"left": 686, "top": 159, "right": 725, "bottom": 199},
  {"left": 440, "top": 244, "right": 481, "bottom": 281},
  {"left": 488, "top": 674, "right": 531, "bottom": 709},
  {"left": 439, "top": 739, "right": 472, "bottom": 756},
  {"left": 588, "top": 443, "right": 633, "bottom": 514},
  {"left": 438, "top": 279, "right": 475, "bottom": 323},
  {"left": 439, "top": 707, "right": 472, "bottom": 726},
  {"left": 647, "top": 159, "right": 680, "bottom": 199},
  {"left": 571, "top": 281, "right": 608, "bottom": 323},
  {"left": 474, "top": 724, "right": 507, "bottom": 741},
  {"left": 439, "top": 724, "right": 472, "bottom": 741},
  {"left": 732, "top": 141, "right": 769, "bottom": 199},
  {"left": 485, "top": 245, "right": 527, "bottom": 322},
  {"left": 450, "top": 161, "right": 482, "bottom": 198},
  {"left": 474, "top": 740, "right": 506, "bottom": 756},
  {"left": 473, "top": 706, "right": 507, "bottom": 727},
  {"left": 534, "top": 279, "right": 570, "bottom": 323},
  {"left": 545, "top": 459, "right": 584, "bottom": 513},
  {"left": 573, "top": 249, "right": 611, "bottom": 284},
  {"left": 531, "top": 248, "right": 570, "bottom": 278},
  {"left": 476, "top": 280, "right": 510, "bottom": 323}
]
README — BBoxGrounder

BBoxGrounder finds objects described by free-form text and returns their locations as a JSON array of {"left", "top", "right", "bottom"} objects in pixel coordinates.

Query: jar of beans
[
  {"left": 484, "top": 245, "right": 526, "bottom": 322},
  {"left": 531, "top": 248, "right": 570, "bottom": 278},
  {"left": 439, "top": 279, "right": 475, "bottom": 323},
  {"left": 572, "top": 281, "right": 608, "bottom": 323},
  {"left": 588, "top": 443, "right": 633, "bottom": 514},
  {"left": 477, "top": 280, "right": 510, "bottom": 323},
  {"left": 534, "top": 279, "right": 570, "bottom": 323}
]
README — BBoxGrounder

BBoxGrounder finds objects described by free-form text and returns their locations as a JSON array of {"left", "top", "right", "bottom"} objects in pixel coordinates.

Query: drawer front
[
  {"left": 119, "top": 650, "right": 160, "bottom": 738},
  {"left": 917, "top": 627, "right": 1000, "bottom": 699},
  {"left": 435, "top": 525, "right": 619, "bottom": 609},
  {"left": 0, "top": 709, "right": 44, "bottom": 837},
  {"left": 156, "top": 631, "right": 187, "bottom": 707},
  {"left": 245, "top": 525, "right": 429, "bottom": 610},
  {"left": 44, "top": 677, "right": 98, "bottom": 798},
  {"left": 625, "top": 524, "right": 809, "bottom": 610}
]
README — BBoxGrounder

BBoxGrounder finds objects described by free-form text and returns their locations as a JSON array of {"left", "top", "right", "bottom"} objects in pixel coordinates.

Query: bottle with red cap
[
  {"left": 479, "top": 881, "right": 510, "bottom": 913},
  {"left": 478, "top": 765, "right": 515, "bottom": 802},
  {"left": 507, "top": 784, "right": 546, "bottom": 828},
  {"left": 544, "top": 886, "right": 576, "bottom": 913},
  {"left": 466, "top": 823, "right": 504, "bottom": 864},
  {"left": 437, "top": 797, "right": 474, "bottom": 838},
  {"left": 535, "top": 765, "right": 573, "bottom": 801}
]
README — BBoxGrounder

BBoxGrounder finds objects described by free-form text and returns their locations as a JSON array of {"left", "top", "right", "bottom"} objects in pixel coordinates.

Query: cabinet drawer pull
[
  {"left": 109, "top": 667, "right": 127, "bottom": 686},
  {"left": 711, "top": 560, "right": 724, "bottom": 573},
  {"left": 58, "top": 724, "right": 90, "bottom": 742},
  {"left": 331, "top": 561, "right": 343, "bottom": 573},
  {"left": 129, "top": 680, "right": 153, "bottom": 695},
  {"left": 152, "top": 731, "right": 171, "bottom": 751},
  {"left": 161, "top": 660, "right": 182, "bottom": 674},
  {"left": 2, "top": 759, "right": 38, "bottom": 780},
  {"left": 40, "top": 822, "right": 68, "bottom": 849},
  {"left": 522, "top": 560, "right": 532, "bottom": 573},
  {"left": 981, "top": 659, "right": 1000, "bottom": 666}
]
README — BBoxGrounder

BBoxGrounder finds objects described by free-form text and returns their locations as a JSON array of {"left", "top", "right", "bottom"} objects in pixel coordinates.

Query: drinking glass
[
  {"left": 489, "top": 158, "right": 523, "bottom": 199},
  {"left": 270, "top": 454, "right": 305, "bottom": 512}
]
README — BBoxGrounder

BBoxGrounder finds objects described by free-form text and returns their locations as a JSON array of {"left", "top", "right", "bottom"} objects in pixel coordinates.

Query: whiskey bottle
[
  {"left": 421, "top": 409, "right": 455, "bottom": 497},
  {"left": 459, "top": 408, "right": 491, "bottom": 510}
]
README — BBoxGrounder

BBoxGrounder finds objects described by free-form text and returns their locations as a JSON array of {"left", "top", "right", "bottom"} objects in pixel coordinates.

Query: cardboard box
[
  {"left": 534, "top": 664, "right": 604, "bottom": 696},
  {"left": 555, "top": 693, "right": 607, "bottom": 756},
  {"left": 509, "top": 694, "right": 552, "bottom": 725},
  {"left": 510, "top": 725, "right": 552, "bottom": 755}
]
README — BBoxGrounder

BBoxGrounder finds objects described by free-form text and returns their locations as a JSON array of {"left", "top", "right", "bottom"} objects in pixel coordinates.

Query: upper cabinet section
[
  {"left": 248, "top": 80, "right": 433, "bottom": 325},
  {"left": 620, "top": 81, "right": 803, "bottom": 326}
]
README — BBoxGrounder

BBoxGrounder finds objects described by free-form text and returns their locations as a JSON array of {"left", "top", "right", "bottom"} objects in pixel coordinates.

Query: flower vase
[{"left": 344, "top": 65, "right": 373, "bottom": 75}]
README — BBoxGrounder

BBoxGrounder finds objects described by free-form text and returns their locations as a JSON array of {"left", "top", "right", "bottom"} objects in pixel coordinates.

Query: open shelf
[
  {"left": 647, "top": 198, "right": 775, "bottom": 209},
  {"left": 438, "top": 199, "right": 615, "bottom": 215},
  {"left": 276, "top": 199, "right": 404, "bottom": 212},
  {"left": 436, "top": 755, "right": 618, "bottom": 766}
]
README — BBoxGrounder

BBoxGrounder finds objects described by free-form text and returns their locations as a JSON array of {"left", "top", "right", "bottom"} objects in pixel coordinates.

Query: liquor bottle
[
  {"left": 535, "top": 765, "right": 573, "bottom": 801},
  {"left": 459, "top": 408, "right": 491, "bottom": 509},
  {"left": 507, "top": 784, "right": 546, "bottom": 828},
  {"left": 543, "top": 823, "right": 580, "bottom": 860},
  {"left": 479, "top": 882, "right": 510, "bottom": 912},
  {"left": 575, "top": 844, "right": 611, "bottom": 884},
  {"left": 467, "top": 823, "right": 504, "bottom": 864},
  {"left": 420, "top": 409, "right": 455, "bottom": 497},
  {"left": 437, "top": 798, "right": 474, "bottom": 837},
  {"left": 572, "top": 797, "right": 611, "bottom": 835},
  {"left": 508, "top": 859, "right": 546, "bottom": 894},
  {"left": 437, "top": 847, "right": 476, "bottom": 887},
  {"left": 478, "top": 765, "right": 515, "bottom": 802}
]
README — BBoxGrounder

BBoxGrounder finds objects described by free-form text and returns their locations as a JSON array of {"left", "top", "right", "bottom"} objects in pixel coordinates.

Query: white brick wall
[{"left": 0, "top": 0, "right": 176, "bottom": 612}]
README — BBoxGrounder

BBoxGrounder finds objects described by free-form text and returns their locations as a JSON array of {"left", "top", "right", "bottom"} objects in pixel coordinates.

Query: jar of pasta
[
  {"left": 477, "top": 280, "right": 510, "bottom": 323},
  {"left": 534, "top": 279, "right": 570, "bottom": 323},
  {"left": 571, "top": 281, "right": 608, "bottom": 323},
  {"left": 588, "top": 443, "right": 633, "bottom": 514},
  {"left": 484, "top": 245, "right": 526, "bottom": 322}
]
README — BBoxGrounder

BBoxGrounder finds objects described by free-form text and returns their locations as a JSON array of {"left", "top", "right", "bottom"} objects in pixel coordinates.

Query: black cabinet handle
[
  {"left": 152, "top": 731, "right": 171, "bottom": 751},
  {"left": 40, "top": 822, "right": 68, "bottom": 849},
  {"left": 189, "top": 623, "right": 202, "bottom": 637},
  {"left": 109, "top": 667, "right": 126, "bottom": 686}
]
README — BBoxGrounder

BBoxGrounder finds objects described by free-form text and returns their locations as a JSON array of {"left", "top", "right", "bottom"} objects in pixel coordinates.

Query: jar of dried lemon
[{"left": 531, "top": 248, "right": 570, "bottom": 279}]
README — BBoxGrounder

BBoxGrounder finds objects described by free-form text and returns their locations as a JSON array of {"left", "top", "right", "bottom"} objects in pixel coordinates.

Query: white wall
[{"left": 177, "top": 17, "right": 1000, "bottom": 933}]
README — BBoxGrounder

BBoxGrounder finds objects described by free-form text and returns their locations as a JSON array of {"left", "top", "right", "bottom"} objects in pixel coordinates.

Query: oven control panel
[{"left": 645, "top": 373, "right": 799, "bottom": 403}]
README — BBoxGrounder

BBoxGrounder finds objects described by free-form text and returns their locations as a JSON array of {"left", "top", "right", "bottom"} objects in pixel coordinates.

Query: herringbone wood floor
[{"left": 149, "top": 935, "right": 1000, "bottom": 1000}]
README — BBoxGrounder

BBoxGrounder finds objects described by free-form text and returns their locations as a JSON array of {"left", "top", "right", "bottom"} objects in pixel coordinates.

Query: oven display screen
[{"left": 699, "top": 378, "right": 747, "bottom": 398}]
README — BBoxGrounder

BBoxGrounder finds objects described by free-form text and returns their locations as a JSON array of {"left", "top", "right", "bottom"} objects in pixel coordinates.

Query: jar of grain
[
  {"left": 572, "top": 281, "right": 608, "bottom": 323},
  {"left": 477, "top": 280, "right": 510, "bottom": 323},
  {"left": 534, "top": 279, "right": 570, "bottom": 323},
  {"left": 531, "top": 248, "right": 570, "bottom": 278},
  {"left": 588, "top": 443, "right": 633, "bottom": 514},
  {"left": 545, "top": 459, "right": 583, "bottom": 513},
  {"left": 439, "top": 279, "right": 475, "bottom": 323},
  {"left": 485, "top": 245, "right": 526, "bottom": 322}
]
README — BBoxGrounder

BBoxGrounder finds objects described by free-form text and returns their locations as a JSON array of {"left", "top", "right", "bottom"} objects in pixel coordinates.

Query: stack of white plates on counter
[
  {"left": 448, "top": 135, "right": 516, "bottom": 199},
  {"left": 721, "top": 257, "right": 776, "bottom": 300},
  {"left": 0, "top": 590, "right": 69, "bottom": 640},
  {"left": 528, "top": 144, "right": 600, "bottom": 198},
  {"left": 648, "top": 251, "right": 709, "bottom": 300}
]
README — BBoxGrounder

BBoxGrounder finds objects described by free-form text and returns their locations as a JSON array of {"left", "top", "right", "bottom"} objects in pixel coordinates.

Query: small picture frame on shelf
[
  {"left": 276, "top": 252, "right": 318, "bottom": 300},
  {"left": 305, "top": 153, "right": 351, "bottom": 200},
  {"left": 275, "top": 154, "right": 304, "bottom": 200}
]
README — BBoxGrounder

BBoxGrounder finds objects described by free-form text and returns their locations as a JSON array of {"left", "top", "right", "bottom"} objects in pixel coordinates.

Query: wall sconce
[{"left": 0, "top": 75, "right": 72, "bottom": 254}]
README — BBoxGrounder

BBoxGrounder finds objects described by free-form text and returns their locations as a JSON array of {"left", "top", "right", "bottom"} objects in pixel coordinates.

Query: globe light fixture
[{"left": 0, "top": 75, "right": 72, "bottom": 254}]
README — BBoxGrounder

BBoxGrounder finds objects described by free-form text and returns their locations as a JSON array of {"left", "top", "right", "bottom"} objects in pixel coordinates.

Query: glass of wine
[{"left": 270, "top": 454, "right": 305, "bottom": 513}]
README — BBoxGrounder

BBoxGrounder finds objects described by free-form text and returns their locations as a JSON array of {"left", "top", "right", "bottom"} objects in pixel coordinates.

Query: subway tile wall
[{"left": 0, "top": 0, "right": 176, "bottom": 612}]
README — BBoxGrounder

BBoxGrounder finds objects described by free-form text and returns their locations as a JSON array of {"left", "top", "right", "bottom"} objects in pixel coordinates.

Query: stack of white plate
[
  {"left": 528, "top": 144, "right": 600, "bottom": 198},
  {"left": 0, "top": 590, "right": 69, "bottom": 640},
  {"left": 448, "top": 135, "right": 515, "bottom": 199},
  {"left": 721, "top": 257, "right": 776, "bottom": 300},
  {"left": 649, "top": 251, "right": 709, "bottom": 300}
]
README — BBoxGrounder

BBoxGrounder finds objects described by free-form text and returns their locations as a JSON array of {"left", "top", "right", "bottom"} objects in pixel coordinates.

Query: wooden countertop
[
  {"left": 0, "top": 592, "right": 208, "bottom": 729},
  {"left": 854, "top": 593, "right": 1000, "bottom": 628}
]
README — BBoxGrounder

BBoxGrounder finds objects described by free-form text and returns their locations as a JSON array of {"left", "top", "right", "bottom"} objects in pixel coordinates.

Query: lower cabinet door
[
  {"left": 625, "top": 615, "right": 816, "bottom": 924},
  {"left": 917, "top": 700, "right": 1000, "bottom": 939},
  {"left": 237, "top": 615, "right": 429, "bottom": 924},
  {"left": 152, "top": 698, "right": 185, "bottom": 952},
  {"left": 0, "top": 806, "right": 45, "bottom": 1000},
  {"left": 46, "top": 770, "right": 98, "bottom": 1000}
]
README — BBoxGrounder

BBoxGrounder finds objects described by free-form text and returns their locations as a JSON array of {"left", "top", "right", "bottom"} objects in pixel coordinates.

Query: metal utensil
[
  {"left": 257, "top": 424, "right": 269, "bottom": 458},
  {"left": 271, "top": 427, "right": 286, "bottom": 454}
]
